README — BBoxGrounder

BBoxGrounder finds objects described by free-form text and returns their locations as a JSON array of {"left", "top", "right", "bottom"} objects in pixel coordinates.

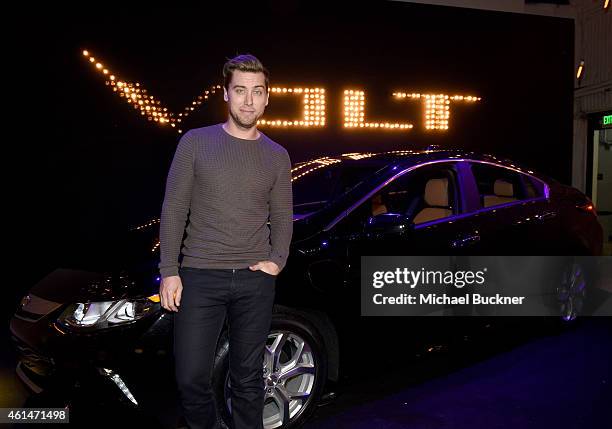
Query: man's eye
[
  {"left": 236, "top": 89, "right": 244, "bottom": 94},
  {"left": 254, "top": 91, "right": 262, "bottom": 96}
]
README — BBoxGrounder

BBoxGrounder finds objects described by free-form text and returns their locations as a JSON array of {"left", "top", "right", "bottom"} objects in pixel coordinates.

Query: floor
[{"left": 1, "top": 318, "right": 611, "bottom": 428}]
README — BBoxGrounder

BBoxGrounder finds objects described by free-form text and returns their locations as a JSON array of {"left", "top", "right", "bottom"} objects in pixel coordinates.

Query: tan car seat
[
  {"left": 371, "top": 193, "right": 388, "bottom": 216},
  {"left": 413, "top": 178, "right": 452, "bottom": 224},
  {"left": 483, "top": 179, "right": 518, "bottom": 207}
]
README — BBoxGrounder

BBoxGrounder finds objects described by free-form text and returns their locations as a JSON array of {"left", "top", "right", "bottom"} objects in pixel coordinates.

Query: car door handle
[{"left": 450, "top": 233, "right": 481, "bottom": 248}]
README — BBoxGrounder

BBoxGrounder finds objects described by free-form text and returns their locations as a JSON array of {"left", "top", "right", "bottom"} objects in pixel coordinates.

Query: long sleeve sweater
[{"left": 158, "top": 124, "right": 293, "bottom": 278}]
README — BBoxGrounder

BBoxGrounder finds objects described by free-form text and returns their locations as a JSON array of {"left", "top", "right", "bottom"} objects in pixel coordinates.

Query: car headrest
[
  {"left": 424, "top": 178, "right": 449, "bottom": 207},
  {"left": 494, "top": 179, "right": 514, "bottom": 197}
]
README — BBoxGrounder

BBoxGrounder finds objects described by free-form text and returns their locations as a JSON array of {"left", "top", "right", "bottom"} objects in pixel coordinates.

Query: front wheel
[{"left": 213, "top": 313, "right": 328, "bottom": 428}]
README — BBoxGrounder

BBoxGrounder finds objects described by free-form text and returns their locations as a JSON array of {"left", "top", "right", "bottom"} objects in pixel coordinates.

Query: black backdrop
[{"left": 8, "top": 1, "right": 573, "bottom": 309}]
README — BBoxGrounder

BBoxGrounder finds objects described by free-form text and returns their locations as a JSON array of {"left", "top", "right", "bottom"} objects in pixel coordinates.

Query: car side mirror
[{"left": 363, "top": 213, "right": 413, "bottom": 234}]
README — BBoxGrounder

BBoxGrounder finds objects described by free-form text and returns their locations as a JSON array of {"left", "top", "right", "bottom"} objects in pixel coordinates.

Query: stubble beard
[{"left": 229, "top": 108, "right": 262, "bottom": 131}]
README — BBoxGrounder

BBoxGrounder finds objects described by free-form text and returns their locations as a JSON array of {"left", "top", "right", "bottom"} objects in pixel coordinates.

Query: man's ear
[
  {"left": 265, "top": 91, "right": 269, "bottom": 107},
  {"left": 223, "top": 87, "right": 228, "bottom": 102}
]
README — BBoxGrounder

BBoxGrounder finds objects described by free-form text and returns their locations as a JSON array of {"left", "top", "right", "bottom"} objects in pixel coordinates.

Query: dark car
[{"left": 10, "top": 150, "right": 603, "bottom": 428}]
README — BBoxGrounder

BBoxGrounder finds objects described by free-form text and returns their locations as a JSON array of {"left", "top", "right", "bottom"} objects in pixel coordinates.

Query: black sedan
[{"left": 10, "top": 150, "right": 603, "bottom": 428}]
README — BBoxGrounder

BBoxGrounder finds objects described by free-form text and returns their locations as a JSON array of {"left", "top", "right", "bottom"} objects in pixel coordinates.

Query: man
[{"left": 158, "top": 54, "right": 293, "bottom": 429}]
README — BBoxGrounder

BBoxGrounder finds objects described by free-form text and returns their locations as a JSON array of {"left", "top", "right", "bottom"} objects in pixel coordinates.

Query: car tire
[
  {"left": 555, "top": 258, "right": 592, "bottom": 326},
  {"left": 212, "top": 313, "right": 328, "bottom": 428}
]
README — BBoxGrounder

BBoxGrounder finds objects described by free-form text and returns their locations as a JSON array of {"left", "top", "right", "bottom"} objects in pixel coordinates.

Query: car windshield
[{"left": 292, "top": 158, "right": 385, "bottom": 217}]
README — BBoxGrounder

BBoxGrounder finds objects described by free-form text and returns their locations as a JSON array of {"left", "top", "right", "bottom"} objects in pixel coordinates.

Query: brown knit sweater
[{"left": 158, "top": 124, "right": 293, "bottom": 278}]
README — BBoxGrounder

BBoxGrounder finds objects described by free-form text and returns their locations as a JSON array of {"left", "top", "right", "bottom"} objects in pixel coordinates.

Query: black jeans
[{"left": 174, "top": 267, "right": 276, "bottom": 429}]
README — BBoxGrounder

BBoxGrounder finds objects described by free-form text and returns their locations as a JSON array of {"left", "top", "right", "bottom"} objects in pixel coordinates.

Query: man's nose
[{"left": 245, "top": 92, "right": 253, "bottom": 105}]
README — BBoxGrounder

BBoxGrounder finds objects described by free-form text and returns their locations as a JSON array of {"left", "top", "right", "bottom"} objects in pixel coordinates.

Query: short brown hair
[{"left": 223, "top": 54, "right": 270, "bottom": 92}]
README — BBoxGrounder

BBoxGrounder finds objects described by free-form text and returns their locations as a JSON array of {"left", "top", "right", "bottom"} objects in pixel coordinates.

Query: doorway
[{"left": 591, "top": 115, "right": 612, "bottom": 255}]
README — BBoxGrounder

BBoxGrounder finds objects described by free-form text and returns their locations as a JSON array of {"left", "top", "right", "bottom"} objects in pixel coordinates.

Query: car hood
[
  {"left": 28, "top": 267, "right": 157, "bottom": 304},
  {"left": 30, "top": 226, "right": 160, "bottom": 303}
]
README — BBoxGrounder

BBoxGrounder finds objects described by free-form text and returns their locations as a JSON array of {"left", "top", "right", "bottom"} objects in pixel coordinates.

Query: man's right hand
[{"left": 160, "top": 275, "right": 183, "bottom": 312}]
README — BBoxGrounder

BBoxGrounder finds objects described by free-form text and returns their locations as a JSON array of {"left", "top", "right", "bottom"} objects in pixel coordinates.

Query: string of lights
[
  {"left": 290, "top": 157, "right": 341, "bottom": 181},
  {"left": 82, "top": 49, "right": 221, "bottom": 134},
  {"left": 130, "top": 218, "right": 160, "bottom": 231},
  {"left": 344, "top": 90, "right": 414, "bottom": 130},
  {"left": 392, "top": 92, "right": 481, "bottom": 130},
  {"left": 258, "top": 87, "right": 326, "bottom": 127},
  {"left": 83, "top": 50, "right": 480, "bottom": 133}
]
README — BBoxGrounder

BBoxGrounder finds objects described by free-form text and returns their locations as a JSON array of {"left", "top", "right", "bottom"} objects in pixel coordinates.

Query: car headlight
[{"left": 57, "top": 295, "right": 160, "bottom": 330}]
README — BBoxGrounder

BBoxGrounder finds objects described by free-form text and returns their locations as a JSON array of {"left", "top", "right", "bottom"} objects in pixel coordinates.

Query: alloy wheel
[
  {"left": 557, "top": 262, "right": 586, "bottom": 322},
  {"left": 224, "top": 330, "right": 317, "bottom": 428}
]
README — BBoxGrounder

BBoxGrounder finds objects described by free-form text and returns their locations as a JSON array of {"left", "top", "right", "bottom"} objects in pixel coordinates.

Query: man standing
[{"left": 158, "top": 54, "right": 293, "bottom": 429}]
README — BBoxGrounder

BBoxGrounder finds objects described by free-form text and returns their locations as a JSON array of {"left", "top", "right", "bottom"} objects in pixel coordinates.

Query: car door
[
  {"left": 338, "top": 161, "right": 481, "bottom": 279},
  {"left": 321, "top": 161, "right": 480, "bottom": 365},
  {"left": 461, "top": 161, "right": 560, "bottom": 255}
]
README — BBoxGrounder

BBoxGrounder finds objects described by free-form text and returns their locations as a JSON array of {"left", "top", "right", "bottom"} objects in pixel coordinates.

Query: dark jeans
[{"left": 174, "top": 267, "right": 276, "bottom": 429}]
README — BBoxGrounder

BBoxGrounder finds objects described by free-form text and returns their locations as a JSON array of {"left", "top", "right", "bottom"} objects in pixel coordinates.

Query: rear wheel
[{"left": 556, "top": 261, "right": 588, "bottom": 323}]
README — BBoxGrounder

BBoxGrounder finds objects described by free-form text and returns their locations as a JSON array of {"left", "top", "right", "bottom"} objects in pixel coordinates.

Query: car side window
[
  {"left": 335, "top": 163, "right": 459, "bottom": 230},
  {"left": 470, "top": 163, "right": 540, "bottom": 209},
  {"left": 524, "top": 176, "right": 546, "bottom": 198},
  {"left": 292, "top": 164, "right": 343, "bottom": 215}
]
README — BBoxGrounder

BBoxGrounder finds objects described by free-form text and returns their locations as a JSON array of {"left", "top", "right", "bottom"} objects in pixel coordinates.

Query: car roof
[{"left": 292, "top": 149, "right": 539, "bottom": 177}]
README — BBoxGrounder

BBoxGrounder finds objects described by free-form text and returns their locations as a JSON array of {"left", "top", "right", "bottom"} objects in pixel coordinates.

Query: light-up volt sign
[
  {"left": 83, "top": 49, "right": 481, "bottom": 133},
  {"left": 258, "top": 89, "right": 480, "bottom": 131}
]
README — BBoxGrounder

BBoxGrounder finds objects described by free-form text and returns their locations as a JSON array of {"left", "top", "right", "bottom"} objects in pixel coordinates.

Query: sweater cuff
[
  {"left": 269, "top": 253, "right": 287, "bottom": 273},
  {"left": 160, "top": 266, "right": 179, "bottom": 278}
]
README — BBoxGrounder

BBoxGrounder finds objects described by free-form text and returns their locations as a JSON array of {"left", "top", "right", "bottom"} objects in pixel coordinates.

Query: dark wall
[{"left": 9, "top": 1, "right": 574, "bottom": 306}]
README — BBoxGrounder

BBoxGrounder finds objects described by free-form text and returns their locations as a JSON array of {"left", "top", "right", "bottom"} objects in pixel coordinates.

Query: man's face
[{"left": 224, "top": 70, "right": 269, "bottom": 130}]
